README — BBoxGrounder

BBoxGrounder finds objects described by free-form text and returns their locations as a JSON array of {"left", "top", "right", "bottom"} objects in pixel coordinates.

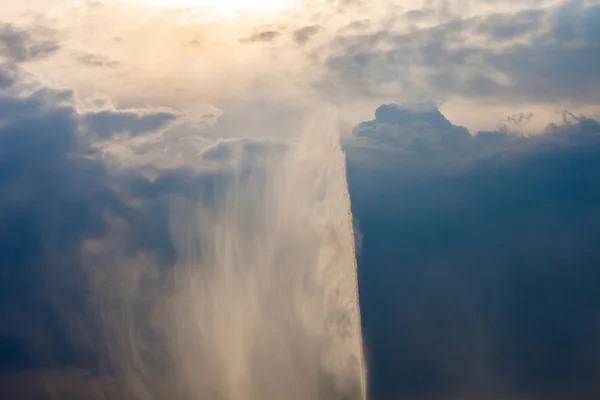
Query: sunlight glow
[{"left": 141, "top": 0, "right": 303, "bottom": 16}]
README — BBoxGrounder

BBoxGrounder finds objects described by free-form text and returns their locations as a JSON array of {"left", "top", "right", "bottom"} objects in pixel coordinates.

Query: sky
[{"left": 1, "top": 0, "right": 600, "bottom": 399}]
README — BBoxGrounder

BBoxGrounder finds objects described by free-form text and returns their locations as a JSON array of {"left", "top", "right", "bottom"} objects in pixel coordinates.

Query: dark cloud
[
  {"left": 348, "top": 103, "right": 471, "bottom": 172},
  {"left": 82, "top": 109, "right": 178, "bottom": 139},
  {"left": 0, "top": 81, "right": 130, "bottom": 371},
  {"left": 345, "top": 104, "right": 600, "bottom": 399}
]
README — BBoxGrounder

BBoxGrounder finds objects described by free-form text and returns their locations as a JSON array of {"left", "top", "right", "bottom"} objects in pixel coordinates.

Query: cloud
[
  {"left": 0, "top": 38, "right": 249, "bottom": 373},
  {"left": 5, "top": 0, "right": 596, "bottom": 135},
  {"left": 0, "top": 50, "right": 287, "bottom": 377},
  {"left": 0, "top": 23, "right": 59, "bottom": 64},
  {"left": 345, "top": 103, "right": 472, "bottom": 173},
  {"left": 82, "top": 108, "right": 179, "bottom": 139},
  {"left": 345, "top": 103, "right": 600, "bottom": 399},
  {"left": 319, "top": 0, "right": 600, "bottom": 106},
  {"left": 293, "top": 25, "right": 323, "bottom": 45},
  {"left": 0, "top": 80, "right": 129, "bottom": 369},
  {"left": 1, "top": 2, "right": 600, "bottom": 398},
  {"left": 72, "top": 52, "right": 120, "bottom": 68},
  {"left": 243, "top": 30, "right": 282, "bottom": 43},
  {"left": 0, "top": 22, "right": 60, "bottom": 90},
  {"left": 1, "top": 0, "right": 597, "bottom": 134},
  {"left": 474, "top": 9, "right": 545, "bottom": 40}
]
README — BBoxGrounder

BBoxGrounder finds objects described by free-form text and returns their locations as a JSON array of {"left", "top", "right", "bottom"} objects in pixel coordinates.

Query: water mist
[{"left": 85, "top": 110, "right": 367, "bottom": 400}]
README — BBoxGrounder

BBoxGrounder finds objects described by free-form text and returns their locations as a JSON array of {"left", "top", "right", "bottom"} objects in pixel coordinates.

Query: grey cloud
[
  {"left": 82, "top": 109, "right": 178, "bottom": 139},
  {"left": 293, "top": 25, "right": 323, "bottom": 45},
  {"left": 552, "top": 0, "right": 600, "bottom": 42},
  {"left": 0, "top": 23, "right": 59, "bottom": 64},
  {"left": 474, "top": 9, "right": 545, "bottom": 40},
  {"left": 243, "top": 30, "right": 282, "bottom": 43},
  {"left": 320, "top": 0, "right": 600, "bottom": 104},
  {"left": 73, "top": 52, "right": 120, "bottom": 68},
  {"left": 341, "top": 19, "right": 372, "bottom": 32},
  {"left": 0, "top": 22, "right": 60, "bottom": 91},
  {"left": 477, "top": 11, "right": 600, "bottom": 102},
  {"left": 404, "top": 8, "right": 436, "bottom": 22}
]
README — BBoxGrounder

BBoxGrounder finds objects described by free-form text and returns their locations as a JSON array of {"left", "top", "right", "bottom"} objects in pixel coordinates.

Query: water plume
[{"left": 85, "top": 109, "right": 367, "bottom": 400}]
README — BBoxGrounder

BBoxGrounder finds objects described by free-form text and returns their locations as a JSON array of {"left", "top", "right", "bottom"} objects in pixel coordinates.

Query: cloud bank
[{"left": 345, "top": 103, "right": 600, "bottom": 399}]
